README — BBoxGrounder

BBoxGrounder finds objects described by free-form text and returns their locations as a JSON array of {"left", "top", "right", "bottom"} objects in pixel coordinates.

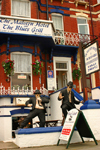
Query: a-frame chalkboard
[{"left": 57, "top": 109, "right": 98, "bottom": 149}]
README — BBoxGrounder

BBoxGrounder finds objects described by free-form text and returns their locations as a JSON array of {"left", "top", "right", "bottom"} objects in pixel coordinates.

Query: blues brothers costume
[
  {"left": 58, "top": 81, "right": 81, "bottom": 118},
  {"left": 20, "top": 90, "right": 50, "bottom": 128}
]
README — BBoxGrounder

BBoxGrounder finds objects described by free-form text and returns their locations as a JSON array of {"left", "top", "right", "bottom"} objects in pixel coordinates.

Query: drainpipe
[
  {"left": 46, "top": 0, "right": 48, "bottom": 89},
  {"left": 46, "top": 0, "right": 49, "bottom": 20},
  {"left": 88, "top": 0, "right": 94, "bottom": 38},
  {"left": 45, "top": 52, "right": 47, "bottom": 89}
]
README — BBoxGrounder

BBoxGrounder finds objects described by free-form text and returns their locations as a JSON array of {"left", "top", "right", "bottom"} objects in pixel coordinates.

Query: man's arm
[
  {"left": 72, "top": 93, "right": 83, "bottom": 104},
  {"left": 41, "top": 96, "right": 50, "bottom": 103},
  {"left": 25, "top": 98, "right": 32, "bottom": 106},
  {"left": 58, "top": 92, "right": 64, "bottom": 101}
]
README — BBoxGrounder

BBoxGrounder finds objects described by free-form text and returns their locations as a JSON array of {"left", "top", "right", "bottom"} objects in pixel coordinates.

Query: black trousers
[
  {"left": 20, "top": 108, "right": 45, "bottom": 128},
  {"left": 61, "top": 103, "right": 75, "bottom": 118}
]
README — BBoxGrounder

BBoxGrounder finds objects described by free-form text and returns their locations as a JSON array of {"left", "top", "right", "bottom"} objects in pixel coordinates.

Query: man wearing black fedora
[
  {"left": 58, "top": 81, "right": 83, "bottom": 119},
  {"left": 20, "top": 89, "right": 50, "bottom": 128}
]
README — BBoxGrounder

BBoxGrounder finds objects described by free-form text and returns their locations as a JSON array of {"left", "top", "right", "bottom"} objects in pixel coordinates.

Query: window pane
[
  {"left": 56, "top": 63, "right": 67, "bottom": 69},
  {"left": 77, "top": 18, "right": 87, "bottom": 24},
  {"left": 12, "top": 54, "right": 31, "bottom": 73},
  {"left": 12, "top": 0, "right": 30, "bottom": 17},
  {"left": 12, "top": 1, "right": 19, "bottom": 15},
  {"left": 12, "top": 73, "right": 31, "bottom": 89},
  {"left": 79, "top": 25, "right": 88, "bottom": 34},
  {"left": 52, "top": 15, "right": 63, "bottom": 30}
]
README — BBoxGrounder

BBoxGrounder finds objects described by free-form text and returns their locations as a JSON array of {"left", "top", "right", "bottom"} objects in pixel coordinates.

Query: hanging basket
[
  {"left": 2, "top": 59, "right": 14, "bottom": 76},
  {"left": 32, "top": 60, "right": 43, "bottom": 75},
  {"left": 72, "top": 67, "right": 81, "bottom": 80}
]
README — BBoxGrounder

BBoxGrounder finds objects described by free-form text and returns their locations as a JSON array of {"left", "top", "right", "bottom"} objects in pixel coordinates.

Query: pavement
[{"left": 0, "top": 140, "right": 100, "bottom": 150}]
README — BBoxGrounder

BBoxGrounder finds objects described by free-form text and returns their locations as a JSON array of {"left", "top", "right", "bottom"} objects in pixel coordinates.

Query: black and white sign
[{"left": 84, "top": 42, "right": 100, "bottom": 75}]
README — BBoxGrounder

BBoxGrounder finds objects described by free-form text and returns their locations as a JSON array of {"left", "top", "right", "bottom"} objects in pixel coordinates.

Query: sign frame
[
  {"left": 57, "top": 108, "right": 98, "bottom": 149},
  {"left": 83, "top": 41, "right": 100, "bottom": 76}
]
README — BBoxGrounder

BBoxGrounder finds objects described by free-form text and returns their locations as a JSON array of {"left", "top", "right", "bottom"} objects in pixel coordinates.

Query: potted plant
[
  {"left": 72, "top": 67, "right": 81, "bottom": 80},
  {"left": 32, "top": 60, "right": 43, "bottom": 75},
  {"left": 2, "top": 59, "right": 14, "bottom": 76}
]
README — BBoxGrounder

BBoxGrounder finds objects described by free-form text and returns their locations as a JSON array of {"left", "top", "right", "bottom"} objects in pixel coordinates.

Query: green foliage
[
  {"left": 32, "top": 60, "right": 43, "bottom": 75},
  {"left": 2, "top": 59, "right": 14, "bottom": 76},
  {"left": 72, "top": 67, "right": 81, "bottom": 80}
]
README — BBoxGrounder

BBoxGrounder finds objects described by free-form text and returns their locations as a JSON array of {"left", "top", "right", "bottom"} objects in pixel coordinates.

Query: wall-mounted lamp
[{"left": 48, "top": 66, "right": 52, "bottom": 70}]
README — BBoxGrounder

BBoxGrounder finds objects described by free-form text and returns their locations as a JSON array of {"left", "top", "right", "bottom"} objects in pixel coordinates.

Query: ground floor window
[{"left": 11, "top": 52, "right": 32, "bottom": 91}]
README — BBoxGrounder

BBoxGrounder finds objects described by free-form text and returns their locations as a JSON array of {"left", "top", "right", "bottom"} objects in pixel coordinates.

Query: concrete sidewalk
[{"left": 0, "top": 140, "right": 100, "bottom": 150}]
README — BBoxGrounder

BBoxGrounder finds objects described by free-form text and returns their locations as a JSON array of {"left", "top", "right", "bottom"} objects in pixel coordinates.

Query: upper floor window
[
  {"left": 77, "top": 17, "right": 89, "bottom": 34},
  {"left": 52, "top": 14, "right": 63, "bottom": 31},
  {"left": 77, "top": 17, "right": 90, "bottom": 43},
  {"left": 52, "top": 14, "right": 64, "bottom": 45},
  {"left": 11, "top": 0, "right": 30, "bottom": 17}
]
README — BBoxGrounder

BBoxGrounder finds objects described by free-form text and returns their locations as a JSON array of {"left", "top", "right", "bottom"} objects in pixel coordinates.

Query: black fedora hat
[
  {"left": 67, "top": 81, "right": 73, "bottom": 88},
  {"left": 34, "top": 89, "right": 41, "bottom": 94}
]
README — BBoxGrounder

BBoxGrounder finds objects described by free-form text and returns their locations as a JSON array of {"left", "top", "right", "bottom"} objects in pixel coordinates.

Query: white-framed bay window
[
  {"left": 11, "top": 0, "right": 31, "bottom": 17},
  {"left": 52, "top": 14, "right": 64, "bottom": 45},
  {"left": 53, "top": 57, "right": 72, "bottom": 90},
  {"left": 11, "top": 52, "right": 32, "bottom": 90}
]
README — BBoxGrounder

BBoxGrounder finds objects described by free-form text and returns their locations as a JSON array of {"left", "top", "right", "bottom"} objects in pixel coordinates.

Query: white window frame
[
  {"left": 11, "top": 52, "right": 32, "bottom": 90},
  {"left": 11, "top": 0, "right": 31, "bottom": 18},
  {"left": 97, "top": 0, "right": 100, "bottom": 4},
  {"left": 77, "top": 17, "right": 89, "bottom": 35},
  {"left": 53, "top": 57, "right": 72, "bottom": 89}
]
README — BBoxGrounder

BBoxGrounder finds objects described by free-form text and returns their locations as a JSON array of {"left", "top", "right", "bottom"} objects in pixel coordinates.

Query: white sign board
[
  {"left": 16, "top": 97, "right": 30, "bottom": 105},
  {"left": 59, "top": 109, "right": 79, "bottom": 141},
  {"left": 84, "top": 42, "right": 99, "bottom": 75},
  {"left": 47, "top": 78, "right": 55, "bottom": 90},
  {"left": 0, "top": 17, "right": 53, "bottom": 36}
]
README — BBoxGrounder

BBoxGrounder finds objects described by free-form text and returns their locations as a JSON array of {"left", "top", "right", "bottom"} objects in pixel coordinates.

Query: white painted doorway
[{"left": 53, "top": 57, "right": 72, "bottom": 90}]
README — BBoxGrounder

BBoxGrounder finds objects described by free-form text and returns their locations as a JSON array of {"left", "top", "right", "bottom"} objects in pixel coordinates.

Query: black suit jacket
[
  {"left": 25, "top": 96, "right": 50, "bottom": 113},
  {"left": 58, "top": 88, "right": 80, "bottom": 108}
]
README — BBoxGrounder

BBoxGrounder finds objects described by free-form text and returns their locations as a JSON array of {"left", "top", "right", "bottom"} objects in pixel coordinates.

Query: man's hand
[
  {"left": 59, "top": 93, "right": 64, "bottom": 99},
  {"left": 27, "top": 104, "right": 32, "bottom": 107},
  {"left": 80, "top": 100, "right": 84, "bottom": 104},
  {"left": 37, "top": 97, "right": 42, "bottom": 102}
]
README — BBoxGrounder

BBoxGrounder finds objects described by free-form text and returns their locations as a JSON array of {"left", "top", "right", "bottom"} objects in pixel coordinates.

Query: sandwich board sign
[{"left": 57, "top": 108, "right": 98, "bottom": 149}]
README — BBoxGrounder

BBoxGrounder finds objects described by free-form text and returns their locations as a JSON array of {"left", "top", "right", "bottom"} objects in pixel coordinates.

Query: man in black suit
[
  {"left": 58, "top": 81, "right": 83, "bottom": 118},
  {"left": 20, "top": 89, "right": 50, "bottom": 128}
]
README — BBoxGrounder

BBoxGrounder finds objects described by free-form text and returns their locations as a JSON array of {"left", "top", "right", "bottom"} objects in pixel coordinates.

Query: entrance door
[
  {"left": 56, "top": 71, "right": 68, "bottom": 89},
  {"left": 53, "top": 57, "right": 72, "bottom": 90}
]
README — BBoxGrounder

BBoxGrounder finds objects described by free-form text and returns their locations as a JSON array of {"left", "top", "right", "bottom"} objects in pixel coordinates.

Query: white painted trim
[
  {"left": 0, "top": 15, "right": 54, "bottom": 24},
  {"left": 91, "top": 73, "right": 96, "bottom": 88},
  {"left": 53, "top": 57, "right": 72, "bottom": 89},
  {"left": 76, "top": 13, "right": 88, "bottom": 18}
]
